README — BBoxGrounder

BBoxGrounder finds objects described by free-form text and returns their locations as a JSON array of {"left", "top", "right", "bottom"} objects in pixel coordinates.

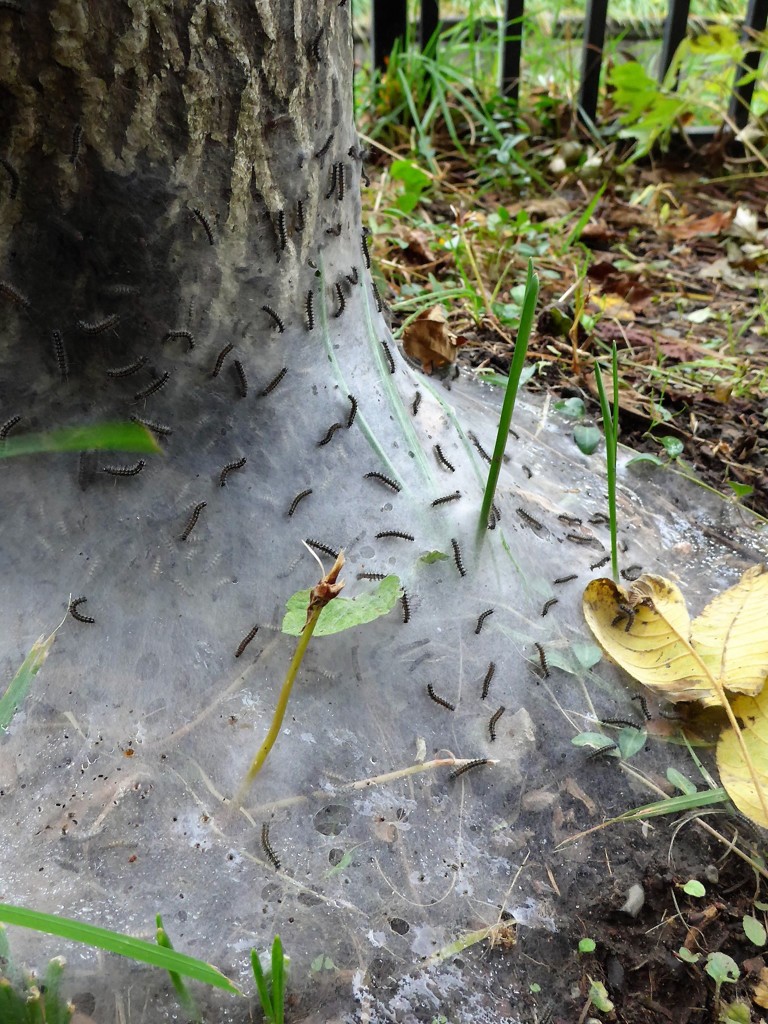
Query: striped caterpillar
[
  {"left": 364, "top": 471, "right": 400, "bottom": 492},
  {"left": 180, "top": 501, "right": 207, "bottom": 541},
  {"left": 346, "top": 267, "right": 359, "bottom": 286},
  {"left": 295, "top": 199, "right": 304, "bottom": 232},
  {"left": 102, "top": 460, "right": 145, "bottom": 477},
  {"left": 427, "top": 684, "right": 455, "bottom": 711},
  {"left": 262, "top": 305, "right": 285, "bottom": 333},
  {"left": 553, "top": 574, "right": 577, "bottom": 585},
  {"left": 376, "top": 530, "right": 414, "bottom": 541},
  {"left": 590, "top": 555, "right": 610, "bottom": 570},
  {"left": 287, "top": 489, "right": 312, "bottom": 516},
  {"left": 69, "top": 596, "right": 95, "bottom": 624},
  {"left": 192, "top": 207, "right": 215, "bottom": 245},
  {"left": 450, "top": 538, "right": 466, "bottom": 577},
  {"left": 358, "top": 572, "right": 386, "bottom": 581},
  {"left": 0, "top": 414, "right": 21, "bottom": 442},
  {"left": 600, "top": 716, "right": 642, "bottom": 730},
  {"left": 475, "top": 609, "right": 493, "bottom": 635},
  {"left": 558, "top": 514, "right": 582, "bottom": 526},
  {"left": 108, "top": 356, "right": 147, "bottom": 378},
  {"left": 219, "top": 457, "right": 247, "bottom": 487},
  {"left": 134, "top": 371, "right": 170, "bottom": 401},
  {"left": 211, "top": 343, "right": 233, "bottom": 378},
  {"left": 260, "top": 367, "right": 287, "bottom": 396},
  {"left": 235, "top": 625, "right": 259, "bottom": 658},
  {"left": 632, "top": 695, "right": 651, "bottom": 721},
  {"left": 337, "top": 162, "right": 345, "bottom": 201},
  {"left": 468, "top": 432, "right": 492, "bottom": 463},
  {"left": 371, "top": 281, "right": 382, "bottom": 313}
]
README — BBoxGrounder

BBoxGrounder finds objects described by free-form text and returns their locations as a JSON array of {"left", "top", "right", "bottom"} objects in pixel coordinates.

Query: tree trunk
[{"left": 1, "top": 3, "right": 764, "bottom": 1020}]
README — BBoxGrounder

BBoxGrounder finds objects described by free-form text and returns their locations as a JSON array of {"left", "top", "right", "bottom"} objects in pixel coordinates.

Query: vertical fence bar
[
  {"left": 420, "top": 0, "right": 440, "bottom": 54},
  {"left": 578, "top": 0, "right": 609, "bottom": 127},
  {"left": 500, "top": 0, "right": 525, "bottom": 100},
  {"left": 728, "top": 0, "right": 768, "bottom": 130},
  {"left": 658, "top": 0, "right": 690, "bottom": 81},
  {"left": 372, "top": 0, "right": 408, "bottom": 71}
]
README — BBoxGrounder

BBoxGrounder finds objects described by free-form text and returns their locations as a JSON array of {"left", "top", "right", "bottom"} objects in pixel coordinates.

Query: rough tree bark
[{"left": 2, "top": 3, "right": 764, "bottom": 1021}]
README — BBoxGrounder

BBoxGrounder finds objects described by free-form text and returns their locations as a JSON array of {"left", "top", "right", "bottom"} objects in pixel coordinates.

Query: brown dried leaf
[{"left": 402, "top": 305, "right": 457, "bottom": 373}]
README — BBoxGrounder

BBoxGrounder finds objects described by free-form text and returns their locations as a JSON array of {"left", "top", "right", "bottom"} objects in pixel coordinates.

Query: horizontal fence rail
[{"left": 370, "top": 0, "right": 768, "bottom": 141}]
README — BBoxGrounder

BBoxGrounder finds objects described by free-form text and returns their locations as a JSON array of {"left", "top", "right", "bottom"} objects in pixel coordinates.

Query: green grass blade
[
  {"left": 563, "top": 182, "right": 607, "bottom": 250},
  {"left": 271, "top": 936, "right": 285, "bottom": 1024},
  {"left": 0, "top": 905, "right": 240, "bottom": 995},
  {"left": 250, "top": 948, "right": 274, "bottom": 1021},
  {"left": 593, "top": 345, "right": 620, "bottom": 580},
  {"left": 42, "top": 957, "right": 72, "bottom": 1024},
  {"left": 0, "top": 422, "right": 161, "bottom": 460},
  {"left": 478, "top": 258, "right": 539, "bottom": 533},
  {"left": 156, "top": 915, "right": 200, "bottom": 1022},
  {"left": 0, "top": 632, "right": 56, "bottom": 733}
]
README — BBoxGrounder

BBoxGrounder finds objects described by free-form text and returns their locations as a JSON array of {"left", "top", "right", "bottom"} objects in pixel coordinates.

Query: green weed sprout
[
  {"left": 0, "top": 925, "right": 73, "bottom": 1024},
  {"left": 593, "top": 343, "right": 620, "bottom": 581},
  {"left": 479, "top": 258, "right": 539, "bottom": 535},
  {"left": 156, "top": 914, "right": 200, "bottom": 1022},
  {"left": 250, "top": 936, "right": 286, "bottom": 1024}
]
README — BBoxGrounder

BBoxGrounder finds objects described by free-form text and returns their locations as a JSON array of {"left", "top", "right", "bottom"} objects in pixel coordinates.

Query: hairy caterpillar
[
  {"left": 0, "top": 281, "right": 31, "bottom": 310},
  {"left": 357, "top": 572, "right": 386, "bottom": 581},
  {"left": 287, "top": 489, "right": 312, "bottom": 517},
  {"left": 261, "top": 823, "right": 281, "bottom": 870},
  {"left": 163, "top": 329, "right": 194, "bottom": 350},
  {"left": 0, "top": 415, "right": 21, "bottom": 441},
  {"left": 541, "top": 598, "right": 558, "bottom": 617},
  {"left": 77, "top": 313, "right": 119, "bottom": 335},
  {"left": 315, "top": 133, "right": 334, "bottom": 159},
  {"left": 235, "top": 625, "right": 259, "bottom": 658},
  {"left": 102, "top": 460, "right": 145, "bottom": 477},
  {"left": 400, "top": 590, "right": 410, "bottom": 624},
  {"left": 364, "top": 472, "right": 401, "bottom": 492},
  {"left": 337, "top": 162, "right": 345, "bottom": 201},
  {"left": 219, "top": 457, "right": 247, "bottom": 487},
  {"left": 600, "top": 716, "right": 642, "bottom": 730},
  {"left": 534, "top": 642, "right": 549, "bottom": 678},
  {"left": 450, "top": 538, "right": 466, "bottom": 577},
  {"left": 475, "top": 609, "right": 494, "bottom": 635},
  {"left": 346, "top": 267, "right": 359, "bottom": 286},
  {"left": 565, "top": 533, "right": 594, "bottom": 545},
  {"left": 482, "top": 661, "right": 495, "bottom": 699},
  {"left": 69, "top": 596, "right": 95, "bottom": 624},
  {"left": 325, "top": 223, "right": 341, "bottom": 237},
  {"left": 449, "top": 758, "right": 491, "bottom": 780},
  {"left": 211, "top": 343, "right": 233, "bottom": 378},
  {"left": 107, "top": 356, "right": 147, "bottom": 378},
  {"left": 621, "top": 565, "right": 643, "bottom": 581},
  {"left": 468, "top": 432, "right": 492, "bottom": 463},
  {"left": 632, "top": 695, "right": 651, "bottom": 721},
  {"left": 260, "top": 367, "right": 287, "bottom": 396},
  {"left": 361, "top": 231, "right": 371, "bottom": 269},
  {"left": 295, "top": 199, "right": 304, "bottom": 232},
  {"left": 130, "top": 415, "right": 172, "bottom": 437},
  {"left": 553, "top": 574, "right": 578, "bottom": 585},
  {"left": 52, "top": 329, "right": 68, "bottom": 381},
  {"left": 233, "top": 360, "right": 248, "bottom": 397},
  {"left": 261, "top": 305, "right": 285, "bottom": 333},
  {"left": 590, "top": 555, "right": 610, "bottom": 570},
  {"left": 305, "top": 290, "right": 315, "bottom": 331},
  {"left": 325, "top": 162, "right": 338, "bottom": 200},
  {"left": 558, "top": 514, "right": 582, "bottom": 526},
  {"left": 192, "top": 207, "right": 214, "bottom": 245},
  {"left": 333, "top": 282, "right": 346, "bottom": 318},
  {"left": 346, "top": 394, "right": 358, "bottom": 428},
  {"left": 589, "top": 512, "right": 610, "bottom": 525},
  {"left": 180, "top": 501, "right": 207, "bottom": 541},
  {"left": 380, "top": 340, "right": 395, "bottom": 374},
  {"left": 489, "top": 706, "right": 505, "bottom": 742},
  {"left": 376, "top": 530, "right": 414, "bottom": 541},
  {"left": 276, "top": 209, "right": 287, "bottom": 251},
  {"left": 371, "top": 281, "right": 382, "bottom": 313},
  {"left": 431, "top": 492, "right": 461, "bottom": 507},
  {"left": 412, "top": 391, "right": 421, "bottom": 416},
  {"left": 427, "top": 684, "right": 455, "bottom": 711},
  {"left": 517, "top": 507, "right": 542, "bottom": 530},
  {"left": 305, "top": 538, "right": 339, "bottom": 559},
  {"left": 522, "top": 465, "right": 532, "bottom": 478},
  {"left": 317, "top": 422, "right": 344, "bottom": 447},
  {"left": 134, "top": 371, "right": 170, "bottom": 401},
  {"left": 434, "top": 445, "right": 455, "bottom": 472}
]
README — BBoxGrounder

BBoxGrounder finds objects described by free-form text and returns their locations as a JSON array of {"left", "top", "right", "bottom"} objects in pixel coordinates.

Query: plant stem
[
  {"left": 478, "top": 258, "right": 539, "bottom": 535},
  {"left": 594, "top": 344, "right": 620, "bottom": 581}
]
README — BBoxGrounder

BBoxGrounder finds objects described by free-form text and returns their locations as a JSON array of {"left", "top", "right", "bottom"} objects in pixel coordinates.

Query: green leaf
[
  {"left": 0, "top": 904, "right": 240, "bottom": 994},
  {"left": 390, "top": 159, "right": 431, "bottom": 191},
  {"left": 571, "top": 642, "right": 602, "bottom": 669},
  {"left": 250, "top": 949, "right": 274, "bottom": 1020},
  {"left": 728, "top": 481, "right": 754, "bottom": 498},
  {"left": 572, "top": 732, "right": 617, "bottom": 754},
  {"left": 554, "top": 397, "right": 585, "bottom": 419},
  {"left": 677, "top": 946, "right": 701, "bottom": 964},
  {"left": 578, "top": 938, "right": 596, "bottom": 954},
  {"left": 683, "top": 879, "right": 706, "bottom": 897},
  {"left": 617, "top": 726, "right": 647, "bottom": 760},
  {"left": 667, "top": 767, "right": 698, "bottom": 796},
  {"left": 573, "top": 424, "right": 602, "bottom": 455},
  {"left": 705, "top": 951, "right": 740, "bottom": 985},
  {"left": 420, "top": 550, "right": 449, "bottom": 564},
  {"left": 0, "top": 422, "right": 161, "bottom": 460},
  {"left": 627, "top": 453, "right": 665, "bottom": 468},
  {"left": 658, "top": 436, "right": 684, "bottom": 459},
  {"left": 0, "top": 632, "right": 56, "bottom": 732},
  {"left": 719, "top": 1000, "right": 752, "bottom": 1024},
  {"left": 743, "top": 914, "right": 767, "bottom": 947},
  {"left": 282, "top": 576, "right": 401, "bottom": 637},
  {"left": 588, "top": 978, "right": 614, "bottom": 1012},
  {"left": 325, "top": 850, "right": 354, "bottom": 878}
]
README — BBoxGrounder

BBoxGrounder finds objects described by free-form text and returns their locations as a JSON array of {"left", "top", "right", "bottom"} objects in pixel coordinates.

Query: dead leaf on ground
[
  {"left": 717, "top": 687, "right": 768, "bottom": 827},
  {"left": 508, "top": 196, "right": 570, "bottom": 221},
  {"left": 402, "top": 305, "right": 458, "bottom": 373},
  {"left": 669, "top": 209, "right": 734, "bottom": 240},
  {"left": 752, "top": 966, "right": 768, "bottom": 1008}
]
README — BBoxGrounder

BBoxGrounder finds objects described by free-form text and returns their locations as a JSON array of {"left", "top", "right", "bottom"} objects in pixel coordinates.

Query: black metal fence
[{"left": 370, "top": 0, "right": 768, "bottom": 138}]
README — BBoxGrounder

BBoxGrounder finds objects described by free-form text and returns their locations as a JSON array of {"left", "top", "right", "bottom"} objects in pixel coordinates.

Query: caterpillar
[
  {"left": 317, "top": 422, "right": 344, "bottom": 447},
  {"left": 553, "top": 574, "right": 577, "bottom": 585},
  {"left": 192, "top": 207, "right": 214, "bottom": 245},
  {"left": 364, "top": 472, "right": 400, "bottom": 492},
  {"left": 586, "top": 742, "right": 618, "bottom": 761},
  {"left": 325, "top": 223, "right": 342, "bottom": 237},
  {"left": 434, "top": 445, "right": 455, "bottom": 472},
  {"left": 451, "top": 538, "right": 466, "bottom": 577},
  {"left": 260, "top": 367, "right": 287, "bottom": 396},
  {"left": 310, "top": 26, "right": 323, "bottom": 61},
  {"left": 558, "top": 514, "right": 582, "bottom": 526},
  {"left": 487, "top": 507, "right": 498, "bottom": 531},
  {"left": 612, "top": 604, "right": 636, "bottom": 632},
  {"left": 180, "top": 501, "right": 207, "bottom": 541},
  {"left": 0, "top": 281, "right": 31, "bottom": 310},
  {"left": 295, "top": 199, "right": 304, "bottom": 232},
  {"left": 261, "top": 305, "right": 285, "bottom": 333},
  {"left": 475, "top": 609, "right": 494, "bottom": 635},
  {"left": 130, "top": 415, "right": 172, "bottom": 437},
  {"left": 235, "top": 624, "right": 259, "bottom": 658},
  {"left": 541, "top": 598, "right": 558, "bottom": 617},
  {"left": 658, "top": 705, "right": 684, "bottom": 721},
  {"left": 376, "top": 530, "right": 414, "bottom": 541},
  {"left": 599, "top": 717, "right": 642, "bottom": 730},
  {"left": 509, "top": 428, "right": 519, "bottom": 440},
  {"left": 346, "top": 394, "right": 358, "bottom": 428},
  {"left": 77, "top": 313, "right": 119, "bottom": 334},
  {"left": 100, "top": 283, "right": 140, "bottom": 298},
  {"left": 482, "top": 661, "right": 496, "bottom": 699},
  {"left": 534, "top": 642, "right": 549, "bottom": 678},
  {"left": 70, "top": 123, "right": 82, "bottom": 165},
  {"left": 337, "top": 162, "right": 345, "bottom": 201},
  {"left": 306, "top": 538, "right": 339, "bottom": 559},
  {"left": 315, "top": 133, "right": 334, "bottom": 159},
  {"left": 52, "top": 329, "right": 68, "bottom": 381},
  {"left": 277, "top": 209, "right": 287, "bottom": 251},
  {"left": 489, "top": 706, "right": 505, "bottom": 742},
  {"left": 357, "top": 572, "right": 386, "bottom": 580},
  {"left": 412, "top": 391, "right": 421, "bottom": 416},
  {"left": 517, "top": 507, "right": 542, "bottom": 530},
  {"left": 102, "top": 459, "right": 145, "bottom": 477},
  {"left": 211, "top": 342, "right": 233, "bottom": 378},
  {"left": 233, "top": 360, "right": 248, "bottom": 397},
  {"left": 0, "top": 414, "right": 21, "bottom": 441},
  {"left": 134, "top": 371, "right": 170, "bottom": 402},
  {"left": 468, "top": 432, "right": 492, "bottom": 463},
  {"left": 589, "top": 512, "right": 610, "bottom": 525},
  {"left": 621, "top": 565, "right": 643, "bottom": 582},
  {"left": 590, "top": 555, "right": 610, "bottom": 570},
  {"left": 0, "top": 157, "right": 19, "bottom": 199},
  {"left": 333, "top": 282, "right": 346, "bottom": 318},
  {"left": 449, "top": 758, "right": 491, "bottom": 780},
  {"left": 492, "top": 502, "right": 501, "bottom": 522},
  {"left": 346, "top": 267, "right": 359, "bottom": 286},
  {"left": 325, "top": 162, "right": 338, "bottom": 199},
  {"left": 219, "top": 456, "right": 247, "bottom": 487},
  {"left": 632, "top": 695, "right": 651, "bottom": 721},
  {"left": 107, "top": 356, "right": 147, "bottom": 378},
  {"left": 69, "top": 596, "right": 95, "bottom": 624},
  {"left": 361, "top": 230, "right": 371, "bottom": 269},
  {"left": 431, "top": 492, "right": 461, "bottom": 507},
  {"left": 163, "top": 329, "right": 194, "bottom": 350},
  {"left": 371, "top": 281, "right": 382, "bottom": 313},
  {"left": 565, "top": 533, "right": 594, "bottom": 545},
  {"left": 427, "top": 684, "right": 455, "bottom": 711},
  {"left": 261, "top": 823, "right": 281, "bottom": 870},
  {"left": 287, "top": 489, "right": 312, "bottom": 517},
  {"left": 380, "top": 340, "right": 395, "bottom": 374},
  {"left": 400, "top": 590, "right": 410, "bottom": 624},
  {"left": 305, "top": 290, "right": 315, "bottom": 331}
]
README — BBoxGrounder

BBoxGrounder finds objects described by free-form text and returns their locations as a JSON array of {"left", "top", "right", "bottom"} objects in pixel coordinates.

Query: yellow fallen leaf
[
  {"left": 752, "top": 966, "right": 768, "bottom": 1008},
  {"left": 717, "top": 689, "right": 768, "bottom": 827}
]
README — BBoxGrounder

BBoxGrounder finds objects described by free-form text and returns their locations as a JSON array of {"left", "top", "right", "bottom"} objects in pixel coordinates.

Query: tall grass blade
[
  {"left": 0, "top": 422, "right": 160, "bottom": 460},
  {"left": 0, "top": 632, "right": 56, "bottom": 733},
  {"left": 271, "top": 935, "right": 285, "bottom": 1024},
  {"left": 156, "top": 914, "right": 200, "bottom": 1022},
  {"left": 593, "top": 344, "right": 620, "bottom": 580},
  {"left": 250, "top": 948, "right": 274, "bottom": 1021}
]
